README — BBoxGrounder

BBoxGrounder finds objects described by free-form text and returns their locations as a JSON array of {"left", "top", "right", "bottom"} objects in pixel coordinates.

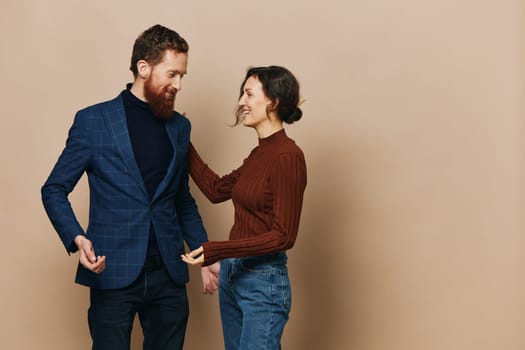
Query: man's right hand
[{"left": 74, "top": 235, "right": 106, "bottom": 274}]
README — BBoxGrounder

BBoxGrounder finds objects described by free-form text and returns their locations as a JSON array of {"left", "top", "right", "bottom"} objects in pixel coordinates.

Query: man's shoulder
[
  {"left": 77, "top": 94, "right": 123, "bottom": 117},
  {"left": 169, "top": 111, "right": 192, "bottom": 130}
]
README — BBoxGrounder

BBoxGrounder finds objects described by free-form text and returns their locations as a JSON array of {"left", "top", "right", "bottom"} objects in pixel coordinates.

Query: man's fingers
[
  {"left": 80, "top": 240, "right": 97, "bottom": 263},
  {"left": 81, "top": 255, "right": 106, "bottom": 273},
  {"left": 203, "top": 279, "right": 217, "bottom": 295},
  {"left": 209, "top": 262, "right": 220, "bottom": 276},
  {"left": 209, "top": 278, "right": 218, "bottom": 292},
  {"left": 204, "top": 272, "right": 218, "bottom": 294},
  {"left": 93, "top": 260, "right": 106, "bottom": 274},
  {"left": 199, "top": 266, "right": 219, "bottom": 295},
  {"left": 76, "top": 237, "right": 105, "bottom": 273},
  {"left": 94, "top": 256, "right": 106, "bottom": 269}
]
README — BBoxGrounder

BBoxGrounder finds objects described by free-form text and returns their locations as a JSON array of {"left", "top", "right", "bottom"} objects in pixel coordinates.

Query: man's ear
[{"left": 136, "top": 60, "right": 151, "bottom": 79}]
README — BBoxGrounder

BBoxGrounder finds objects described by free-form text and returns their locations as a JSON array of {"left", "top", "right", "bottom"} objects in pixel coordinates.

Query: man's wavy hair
[{"left": 130, "top": 24, "right": 188, "bottom": 78}]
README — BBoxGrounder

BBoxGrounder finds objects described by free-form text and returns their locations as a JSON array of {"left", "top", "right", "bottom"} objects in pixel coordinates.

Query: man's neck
[{"left": 130, "top": 81, "right": 146, "bottom": 102}]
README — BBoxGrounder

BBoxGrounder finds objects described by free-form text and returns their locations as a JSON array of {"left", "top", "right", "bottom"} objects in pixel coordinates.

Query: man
[{"left": 42, "top": 24, "right": 219, "bottom": 350}]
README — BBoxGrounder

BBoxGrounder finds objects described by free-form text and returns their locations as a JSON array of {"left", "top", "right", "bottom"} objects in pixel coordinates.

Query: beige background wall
[{"left": 1, "top": 0, "right": 524, "bottom": 349}]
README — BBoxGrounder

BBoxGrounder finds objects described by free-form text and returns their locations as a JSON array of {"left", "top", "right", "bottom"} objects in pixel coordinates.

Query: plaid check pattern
[{"left": 42, "top": 94, "right": 207, "bottom": 289}]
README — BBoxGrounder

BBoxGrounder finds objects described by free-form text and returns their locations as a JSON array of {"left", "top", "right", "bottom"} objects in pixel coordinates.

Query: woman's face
[{"left": 238, "top": 76, "right": 273, "bottom": 129}]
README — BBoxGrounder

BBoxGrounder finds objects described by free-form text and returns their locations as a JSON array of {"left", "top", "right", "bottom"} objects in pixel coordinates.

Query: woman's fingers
[
  {"left": 188, "top": 246, "right": 204, "bottom": 258},
  {"left": 181, "top": 252, "right": 204, "bottom": 265}
]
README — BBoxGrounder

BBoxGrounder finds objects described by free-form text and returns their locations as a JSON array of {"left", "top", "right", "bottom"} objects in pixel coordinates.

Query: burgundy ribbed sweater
[{"left": 189, "top": 129, "right": 307, "bottom": 266}]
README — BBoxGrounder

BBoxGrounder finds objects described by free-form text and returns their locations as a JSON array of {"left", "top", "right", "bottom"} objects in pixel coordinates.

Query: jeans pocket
[{"left": 240, "top": 257, "right": 274, "bottom": 274}]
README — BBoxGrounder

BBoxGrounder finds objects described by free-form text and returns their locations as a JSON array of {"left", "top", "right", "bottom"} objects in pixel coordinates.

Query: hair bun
[{"left": 285, "top": 107, "right": 302, "bottom": 124}]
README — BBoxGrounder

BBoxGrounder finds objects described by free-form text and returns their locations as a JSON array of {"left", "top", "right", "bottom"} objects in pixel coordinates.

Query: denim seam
[
  {"left": 264, "top": 267, "right": 276, "bottom": 350},
  {"left": 280, "top": 271, "right": 286, "bottom": 310}
]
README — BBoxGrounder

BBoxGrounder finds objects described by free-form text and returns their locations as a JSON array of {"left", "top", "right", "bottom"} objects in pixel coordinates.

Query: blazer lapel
[
  {"left": 152, "top": 115, "right": 179, "bottom": 201},
  {"left": 104, "top": 95, "right": 149, "bottom": 200}
]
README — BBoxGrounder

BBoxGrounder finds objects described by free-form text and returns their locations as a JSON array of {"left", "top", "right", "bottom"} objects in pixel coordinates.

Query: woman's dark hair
[
  {"left": 130, "top": 24, "right": 189, "bottom": 78},
  {"left": 235, "top": 66, "right": 302, "bottom": 125}
]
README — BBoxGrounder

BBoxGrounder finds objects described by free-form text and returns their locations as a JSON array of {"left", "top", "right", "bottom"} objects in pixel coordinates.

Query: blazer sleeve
[
  {"left": 172, "top": 120, "right": 209, "bottom": 251},
  {"left": 175, "top": 152, "right": 209, "bottom": 251},
  {"left": 41, "top": 111, "right": 91, "bottom": 254}
]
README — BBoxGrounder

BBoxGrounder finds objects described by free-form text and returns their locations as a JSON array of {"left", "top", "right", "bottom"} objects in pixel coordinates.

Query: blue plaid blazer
[{"left": 42, "top": 93, "right": 208, "bottom": 289}]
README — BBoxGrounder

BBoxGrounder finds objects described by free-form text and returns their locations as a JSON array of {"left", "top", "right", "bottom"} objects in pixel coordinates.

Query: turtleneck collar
[
  {"left": 122, "top": 83, "right": 149, "bottom": 111},
  {"left": 258, "top": 129, "right": 287, "bottom": 147}
]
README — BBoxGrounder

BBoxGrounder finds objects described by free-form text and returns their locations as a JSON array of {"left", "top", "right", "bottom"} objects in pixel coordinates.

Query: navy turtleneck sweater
[{"left": 122, "top": 85, "right": 173, "bottom": 256}]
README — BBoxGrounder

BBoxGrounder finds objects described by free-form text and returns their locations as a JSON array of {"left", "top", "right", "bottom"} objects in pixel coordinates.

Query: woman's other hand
[{"left": 181, "top": 246, "right": 204, "bottom": 266}]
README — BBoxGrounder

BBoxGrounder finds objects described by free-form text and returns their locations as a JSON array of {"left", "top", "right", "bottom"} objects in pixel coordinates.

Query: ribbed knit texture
[{"left": 189, "top": 129, "right": 307, "bottom": 266}]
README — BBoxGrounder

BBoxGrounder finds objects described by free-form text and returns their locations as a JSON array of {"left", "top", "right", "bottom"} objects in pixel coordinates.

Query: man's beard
[{"left": 143, "top": 76, "right": 176, "bottom": 120}]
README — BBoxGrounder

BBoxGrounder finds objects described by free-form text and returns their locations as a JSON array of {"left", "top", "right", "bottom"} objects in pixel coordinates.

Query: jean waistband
[
  {"left": 142, "top": 255, "right": 163, "bottom": 272},
  {"left": 230, "top": 252, "right": 288, "bottom": 265}
]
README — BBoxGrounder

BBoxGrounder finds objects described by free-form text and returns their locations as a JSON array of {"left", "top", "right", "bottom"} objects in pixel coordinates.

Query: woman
[{"left": 182, "top": 65, "right": 307, "bottom": 349}]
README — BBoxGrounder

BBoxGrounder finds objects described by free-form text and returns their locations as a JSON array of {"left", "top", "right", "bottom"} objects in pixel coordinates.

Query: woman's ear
[{"left": 269, "top": 99, "right": 280, "bottom": 111}]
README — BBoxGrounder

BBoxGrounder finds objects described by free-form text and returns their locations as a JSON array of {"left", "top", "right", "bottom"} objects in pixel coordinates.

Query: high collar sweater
[
  {"left": 122, "top": 86, "right": 173, "bottom": 256},
  {"left": 189, "top": 129, "right": 307, "bottom": 266}
]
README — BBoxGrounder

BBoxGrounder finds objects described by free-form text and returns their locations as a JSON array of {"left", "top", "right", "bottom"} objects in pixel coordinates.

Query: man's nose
[{"left": 172, "top": 78, "right": 181, "bottom": 91}]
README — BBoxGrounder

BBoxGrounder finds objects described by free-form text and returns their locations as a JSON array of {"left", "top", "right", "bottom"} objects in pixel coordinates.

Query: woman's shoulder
[{"left": 278, "top": 135, "right": 304, "bottom": 157}]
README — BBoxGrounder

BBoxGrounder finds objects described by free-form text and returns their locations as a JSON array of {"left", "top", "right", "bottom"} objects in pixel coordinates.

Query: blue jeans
[
  {"left": 219, "top": 252, "right": 291, "bottom": 350},
  {"left": 87, "top": 256, "right": 189, "bottom": 350}
]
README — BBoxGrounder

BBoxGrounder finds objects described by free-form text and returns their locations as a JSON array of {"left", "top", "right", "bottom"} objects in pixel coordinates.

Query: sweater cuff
[{"left": 201, "top": 242, "right": 219, "bottom": 267}]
